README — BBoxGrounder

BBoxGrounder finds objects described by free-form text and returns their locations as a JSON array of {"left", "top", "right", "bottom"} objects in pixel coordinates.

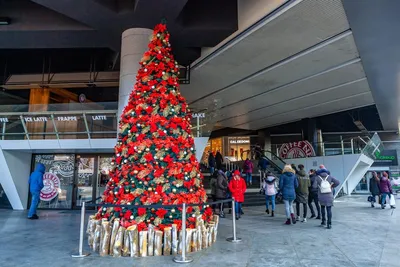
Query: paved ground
[{"left": 0, "top": 195, "right": 398, "bottom": 267}]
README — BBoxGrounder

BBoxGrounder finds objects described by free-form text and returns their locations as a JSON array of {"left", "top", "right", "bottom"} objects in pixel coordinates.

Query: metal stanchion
[
  {"left": 173, "top": 203, "right": 193, "bottom": 263},
  {"left": 226, "top": 198, "right": 242, "bottom": 243},
  {"left": 71, "top": 201, "right": 90, "bottom": 258}
]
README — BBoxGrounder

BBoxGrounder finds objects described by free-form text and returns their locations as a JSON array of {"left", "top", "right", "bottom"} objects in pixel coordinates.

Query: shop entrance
[{"left": 32, "top": 153, "right": 113, "bottom": 210}]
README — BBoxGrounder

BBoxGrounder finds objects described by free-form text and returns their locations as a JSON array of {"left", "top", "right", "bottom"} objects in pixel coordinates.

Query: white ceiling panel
[
  {"left": 236, "top": 91, "right": 374, "bottom": 130},
  {"left": 191, "top": 33, "right": 359, "bottom": 111},
  {"left": 220, "top": 78, "right": 370, "bottom": 127},
  {"left": 214, "top": 59, "right": 366, "bottom": 121},
  {"left": 182, "top": 0, "right": 349, "bottom": 103}
]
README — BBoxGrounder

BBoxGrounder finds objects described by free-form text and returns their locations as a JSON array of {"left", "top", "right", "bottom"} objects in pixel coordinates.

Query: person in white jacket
[{"left": 263, "top": 172, "right": 278, "bottom": 217}]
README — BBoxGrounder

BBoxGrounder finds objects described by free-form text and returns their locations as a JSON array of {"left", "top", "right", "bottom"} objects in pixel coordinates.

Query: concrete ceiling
[
  {"left": 0, "top": 0, "right": 238, "bottom": 65},
  {"left": 342, "top": 0, "right": 400, "bottom": 131},
  {"left": 182, "top": 0, "right": 375, "bottom": 130}
]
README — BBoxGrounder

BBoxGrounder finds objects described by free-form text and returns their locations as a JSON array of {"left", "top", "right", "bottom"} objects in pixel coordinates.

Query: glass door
[
  {"left": 74, "top": 155, "right": 98, "bottom": 207},
  {"left": 355, "top": 171, "right": 372, "bottom": 193},
  {"left": 97, "top": 155, "right": 114, "bottom": 200}
]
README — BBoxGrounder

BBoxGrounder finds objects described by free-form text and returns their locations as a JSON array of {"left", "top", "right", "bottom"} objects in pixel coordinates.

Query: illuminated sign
[
  {"left": 57, "top": 116, "right": 77, "bottom": 121},
  {"left": 92, "top": 115, "right": 107, "bottom": 120},
  {"left": 24, "top": 117, "right": 48, "bottom": 122}
]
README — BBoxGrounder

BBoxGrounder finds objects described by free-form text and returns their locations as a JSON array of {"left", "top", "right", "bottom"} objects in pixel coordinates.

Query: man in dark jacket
[
  {"left": 258, "top": 156, "right": 268, "bottom": 179},
  {"left": 215, "top": 151, "right": 223, "bottom": 170},
  {"left": 28, "top": 163, "right": 45, "bottom": 219},
  {"left": 369, "top": 172, "right": 380, "bottom": 208},
  {"left": 308, "top": 169, "right": 321, "bottom": 219},
  {"left": 208, "top": 152, "right": 216, "bottom": 174},
  {"left": 216, "top": 169, "right": 228, "bottom": 218}
]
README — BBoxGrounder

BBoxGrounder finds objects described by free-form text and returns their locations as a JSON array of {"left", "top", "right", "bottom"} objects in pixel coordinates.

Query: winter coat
[
  {"left": 296, "top": 170, "right": 310, "bottom": 195},
  {"left": 243, "top": 160, "right": 254, "bottom": 174},
  {"left": 369, "top": 177, "right": 380, "bottom": 195},
  {"left": 309, "top": 174, "right": 318, "bottom": 194},
  {"left": 216, "top": 171, "right": 228, "bottom": 199},
  {"left": 262, "top": 176, "right": 277, "bottom": 196},
  {"left": 208, "top": 154, "right": 216, "bottom": 168},
  {"left": 228, "top": 177, "right": 247, "bottom": 203},
  {"left": 313, "top": 171, "right": 340, "bottom": 207},
  {"left": 210, "top": 177, "right": 217, "bottom": 196},
  {"left": 379, "top": 177, "right": 392, "bottom": 194},
  {"left": 258, "top": 157, "right": 268, "bottom": 170},
  {"left": 279, "top": 172, "right": 299, "bottom": 201},
  {"left": 215, "top": 152, "right": 223, "bottom": 168},
  {"left": 29, "top": 163, "right": 45, "bottom": 193}
]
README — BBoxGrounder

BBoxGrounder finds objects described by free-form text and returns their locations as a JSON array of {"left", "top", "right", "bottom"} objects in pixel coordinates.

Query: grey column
[{"left": 118, "top": 28, "right": 153, "bottom": 119}]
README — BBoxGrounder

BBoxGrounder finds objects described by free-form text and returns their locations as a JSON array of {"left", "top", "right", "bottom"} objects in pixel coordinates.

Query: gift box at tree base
[{"left": 86, "top": 22, "right": 217, "bottom": 257}]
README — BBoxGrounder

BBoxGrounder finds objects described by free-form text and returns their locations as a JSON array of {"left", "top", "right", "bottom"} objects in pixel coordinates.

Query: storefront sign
[
  {"left": 372, "top": 150, "right": 398, "bottom": 166},
  {"left": 229, "top": 139, "right": 250, "bottom": 144},
  {"left": 278, "top": 141, "right": 316, "bottom": 159},
  {"left": 192, "top": 113, "right": 205, "bottom": 118},
  {"left": 24, "top": 116, "right": 48, "bottom": 122},
  {"left": 92, "top": 115, "right": 107, "bottom": 120},
  {"left": 56, "top": 116, "right": 77, "bottom": 121},
  {"left": 0, "top": 118, "right": 8, "bottom": 123},
  {"left": 40, "top": 172, "right": 60, "bottom": 201}
]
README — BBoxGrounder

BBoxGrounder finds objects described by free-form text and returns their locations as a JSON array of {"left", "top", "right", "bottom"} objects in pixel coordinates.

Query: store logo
[
  {"left": 279, "top": 141, "right": 315, "bottom": 159},
  {"left": 40, "top": 172, "right": 60, "bottom": 201}
]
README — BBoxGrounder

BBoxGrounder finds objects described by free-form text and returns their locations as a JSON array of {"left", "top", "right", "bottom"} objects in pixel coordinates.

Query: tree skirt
[{"left": 87, "top": 214, "right": 219, "bottom": 257}]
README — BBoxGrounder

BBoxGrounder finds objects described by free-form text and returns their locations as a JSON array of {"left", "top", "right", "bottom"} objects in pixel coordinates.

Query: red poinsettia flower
[
  {"left": 155, "top": 208, "right": 168, "bottom": 218},
  {"left": 137, "top": 207, "right": 147, "bottom": 216}
]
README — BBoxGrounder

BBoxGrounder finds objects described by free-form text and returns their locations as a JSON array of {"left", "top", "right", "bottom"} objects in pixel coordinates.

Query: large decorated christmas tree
[{"left": 95, "top": 22, "right": 213, "bottom": 235}]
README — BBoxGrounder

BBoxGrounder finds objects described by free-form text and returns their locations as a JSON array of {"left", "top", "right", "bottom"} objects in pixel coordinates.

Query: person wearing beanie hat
[
  {"left": 228, "top": 170, "right": 247, "bottom": 220},
  {"left": 279, "top": 164, "right": 298, "bottom": 225}
]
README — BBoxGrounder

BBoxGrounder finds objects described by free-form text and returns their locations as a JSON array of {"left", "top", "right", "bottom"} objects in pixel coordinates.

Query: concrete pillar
[{"left": 118, "top": 28, "right": 153, "bottom": 119}]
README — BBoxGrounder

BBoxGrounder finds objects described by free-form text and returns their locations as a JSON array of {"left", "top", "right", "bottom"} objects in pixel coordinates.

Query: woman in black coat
[
  {"left": 216, "top": 169, "right": 228, "bottom": 218},
  {"left": 369, "top": 171, "right": 381, "bottom": 208}
]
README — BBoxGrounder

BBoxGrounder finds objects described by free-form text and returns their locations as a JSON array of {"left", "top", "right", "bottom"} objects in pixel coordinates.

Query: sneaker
[
  {"left": 271, "top": 211, "right": 274, "bottom": 217},
  {"left": 381, "top": 205, "right": 385, "bottom": 209},
  {"left": 310, "top": 214, "right": 316, "bottom": 219},
  {"left": 316, "top": 216, "right": 321, "bottom": 220},
  {"left": 296, "top": 216, "right": 300, "bottom": 221},
  {"left": 371, "top": 203, "right": 375, "bottom": 208},
  {"left": 32, "top": 214, "right": 39, "bottom": 219},
  {"left": 219, "top": 212, "right": 225, "bottom": 218},
  {"left": 391, "top": 205, "right": 396, "bottom": 209},
  {"left": 235, "top": 215, "right": 239, "bottom": 220},
  {"left": 321, "top": 221, "right": 326, "bottom": 226},
  {"left": 285, "top": 219, "right": 291, "bottom": 225},
  {"left": 302, "top": 218, "right": 307, "bottom": 223},
  {"left": 327, "top": 224, "right": 332, "bottom": 229},
  {"left": 291, "top": 214, "right": 296, "bottom": 224},
  {"left": 266, "top": 209, "right": 270, "bottom": 214}
]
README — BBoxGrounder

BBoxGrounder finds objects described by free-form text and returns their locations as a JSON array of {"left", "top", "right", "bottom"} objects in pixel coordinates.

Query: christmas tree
[{"left": 96, "top": 22, "right": 213, "bottom": 232}]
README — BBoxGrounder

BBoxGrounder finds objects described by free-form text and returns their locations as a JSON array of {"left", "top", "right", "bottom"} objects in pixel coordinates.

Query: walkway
[{"left": 0, "top": 196, "right": 398, "bottom": 267}]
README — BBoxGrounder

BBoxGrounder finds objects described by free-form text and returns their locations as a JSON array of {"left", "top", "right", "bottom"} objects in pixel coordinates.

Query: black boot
[
  {"left": 327, "top": 223, "right": 332, "bottom": 229},
  {"left": 321, "top": 220, "right": 326, "bottom": 226},
  {"left": 266, "top": 209, "right": 269, "bottom": 214},
  {"left": 228, "top": 209, "right": 232, "bottom": 214},
  {"left": 271, "top": 211, "right": 274, "bottom": 217}
]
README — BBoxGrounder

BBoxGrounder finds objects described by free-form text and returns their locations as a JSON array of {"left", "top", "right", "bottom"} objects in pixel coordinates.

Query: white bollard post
[
  {"left": 226, "top": 198, "right": 242, "bottom": 243},
  {"left": 173, "top": 203, "right": 193, "bottom": 263},
  {"left": 71, "top": 201, "right": 90, "bottom": 257}
]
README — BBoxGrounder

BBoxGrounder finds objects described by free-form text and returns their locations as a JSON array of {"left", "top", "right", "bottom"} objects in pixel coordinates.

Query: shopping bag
[{"left": 390, "top": 194, "right": 396, "bottom": 207}]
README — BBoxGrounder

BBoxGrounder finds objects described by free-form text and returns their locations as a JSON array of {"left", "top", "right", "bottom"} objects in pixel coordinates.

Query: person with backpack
[
  {"left": 243, "top": 158, "right": 254, "bottom": 185},
  {"left": 228, "top": 170, "right": 247, "bottom": 220},
  {"left": 295, "top": 164, "right": 311, "bottom": 222},
  {"left": 379, "top": 172, "right": 393, "bottom": 209},
  {"left": 262, "top": 172, "right": 277, "bottom": 217},
  {"left": 369, "top": 171, "right": 381, "bottom": 208},
  {"left": 308, "top": 169, "right": 321, "bottom": 219},
  {"left": 279, "top": 165, "right": 299, "bottom": 225},
  {"left": 313, "top": 168, "right": 340, "bottom": 229}
]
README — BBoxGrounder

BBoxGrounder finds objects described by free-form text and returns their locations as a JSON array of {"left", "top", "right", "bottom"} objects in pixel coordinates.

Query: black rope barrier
[{"left": 85, "top": 199, "right": 232, "bottom": 209}]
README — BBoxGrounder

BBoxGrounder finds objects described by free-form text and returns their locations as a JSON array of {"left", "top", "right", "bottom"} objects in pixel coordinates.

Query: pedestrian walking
[
  {"left": 208, "top": 151, "right": 216, "bottom": 174},
  {"left": 279, "top": 165, "right": 299, "bottom": 225},
  {"left": 28, "top": 163, "right": 45, "bottom": 220},
  {"left": 308, "top": 169, "right": 321, "bottom": 219},
  {"left": 215, "top": 151, "right": 224, "bottom": 170},
  {"left": 262, "top": 172, "right": 277, "bottom": 217},
  {"left": 228, "top": 170, "right": 247, "bottom": 220},
  {"left": 243, "top": 158, "right": 254, "bottom": 185},
  {"left": 295, "top": 164, "right": 310, "bottom": 222},
  {"left": 379, "top": 172, "right": 393, "bottom": 209},
  {"left": 313, "top": 168, "right": 340, "bottom": 229},
  {"left": 216, "top": 169, "right": 228, "bottom": 218},
  {"left": 369, "top": 171, "right": 381, "bottom": 208}
]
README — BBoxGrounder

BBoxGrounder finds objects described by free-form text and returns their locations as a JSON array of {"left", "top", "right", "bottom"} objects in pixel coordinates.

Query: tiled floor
[{"left": 0, "top": 195, "right": 398, "bottom": 267}]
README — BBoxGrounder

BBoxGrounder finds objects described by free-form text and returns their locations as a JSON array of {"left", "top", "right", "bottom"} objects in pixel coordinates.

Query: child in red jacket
[{"left": 229, "top": 170, "right": 247, "bottom": 220}]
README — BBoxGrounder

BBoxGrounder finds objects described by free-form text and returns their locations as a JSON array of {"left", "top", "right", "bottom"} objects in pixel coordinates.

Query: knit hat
[{"left": 233, "top": 170, "right": 241, "bottom": 176}]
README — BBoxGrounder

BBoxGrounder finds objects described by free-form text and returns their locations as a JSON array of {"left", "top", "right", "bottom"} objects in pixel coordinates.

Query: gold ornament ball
[
  {"left": 147, "top": 219, "right": 151, "bottom": 223},
  {"left": 134, "top": 170, "right": 138, "bottom": 174},
  {"left": 148, "top": 188, "right": 153, "bottom": 191},
  {"left": 190, "top": 189, "right": 193, "bottom": 192}
]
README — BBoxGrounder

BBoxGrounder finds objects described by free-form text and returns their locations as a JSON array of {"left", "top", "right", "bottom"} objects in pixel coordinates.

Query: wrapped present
[
  {"left": 113, "top": 226, "right": 125, "bottom": 257},
  {"left": 163, "top": 227, "right": 172, "bottom": 255},
  {"left": 148, "top": 225, "right": 155, "bottom": 256},
  {"left": 171, "top": 224, "right": 178, "bottom": 255},
  {"left": 127, "top": 225, "right": 139, "bottom": 257},
  {"left": 139, "top": 230, "right": 148, "bottom": 257},
  {"left": 122, "top": 228, "right": 130, "bottom": 257},
  {"left": 109, "top": 219, "right": 120, "bottom": 256},
  {"left": 100, "top": 220, "right": 111, "bottom": 256},
  {"left": 154, "top": 230, "right": 163, "bottom": 256},
  {"left": 93, "top": 224, "right": 101, "bottom": 252}
]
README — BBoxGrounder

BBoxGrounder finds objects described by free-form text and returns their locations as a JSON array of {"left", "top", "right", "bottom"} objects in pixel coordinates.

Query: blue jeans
[
  {"left": 235, "top": 201, "right": 242, "bottom": 216},
  {"left": 381, "top": 193, "right": 389, "bottom": 206},
  {"left": 209, "top": 167, "right": 215, "bottom": 174},
  {"left": 245, "top": 173, "right": 252, "bottom": 184},
  {"left": 266, "top": 195, "right": 276, "bottom": 211},
  {"left": 28, "top": 191, "right": 40, "bottom": 218},
  {"left": 283, "top": 199, "right": 294, "bottom": 218}
]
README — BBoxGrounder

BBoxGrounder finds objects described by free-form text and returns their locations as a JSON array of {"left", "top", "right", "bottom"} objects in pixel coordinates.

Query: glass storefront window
[
  {"left": 0, "top": 183, "right": 12, "bottom": 209},
  {"left": 228, "top": 137, "right": 250, "bottom": 161},
  {"left": 76, "top": 155, "right": 97, "bottom": 206},
  {"left": 86, "top": 113, "right": 117, "bottom": 138},
  {"left": 1, "top": 115, "right": 25, "bottom": 140},
  {"left": 34, "top": 154, "right": 75, "bottom": 209},
  {"left": 97, "top": 156, "right": 113, "bottom": 199}
]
